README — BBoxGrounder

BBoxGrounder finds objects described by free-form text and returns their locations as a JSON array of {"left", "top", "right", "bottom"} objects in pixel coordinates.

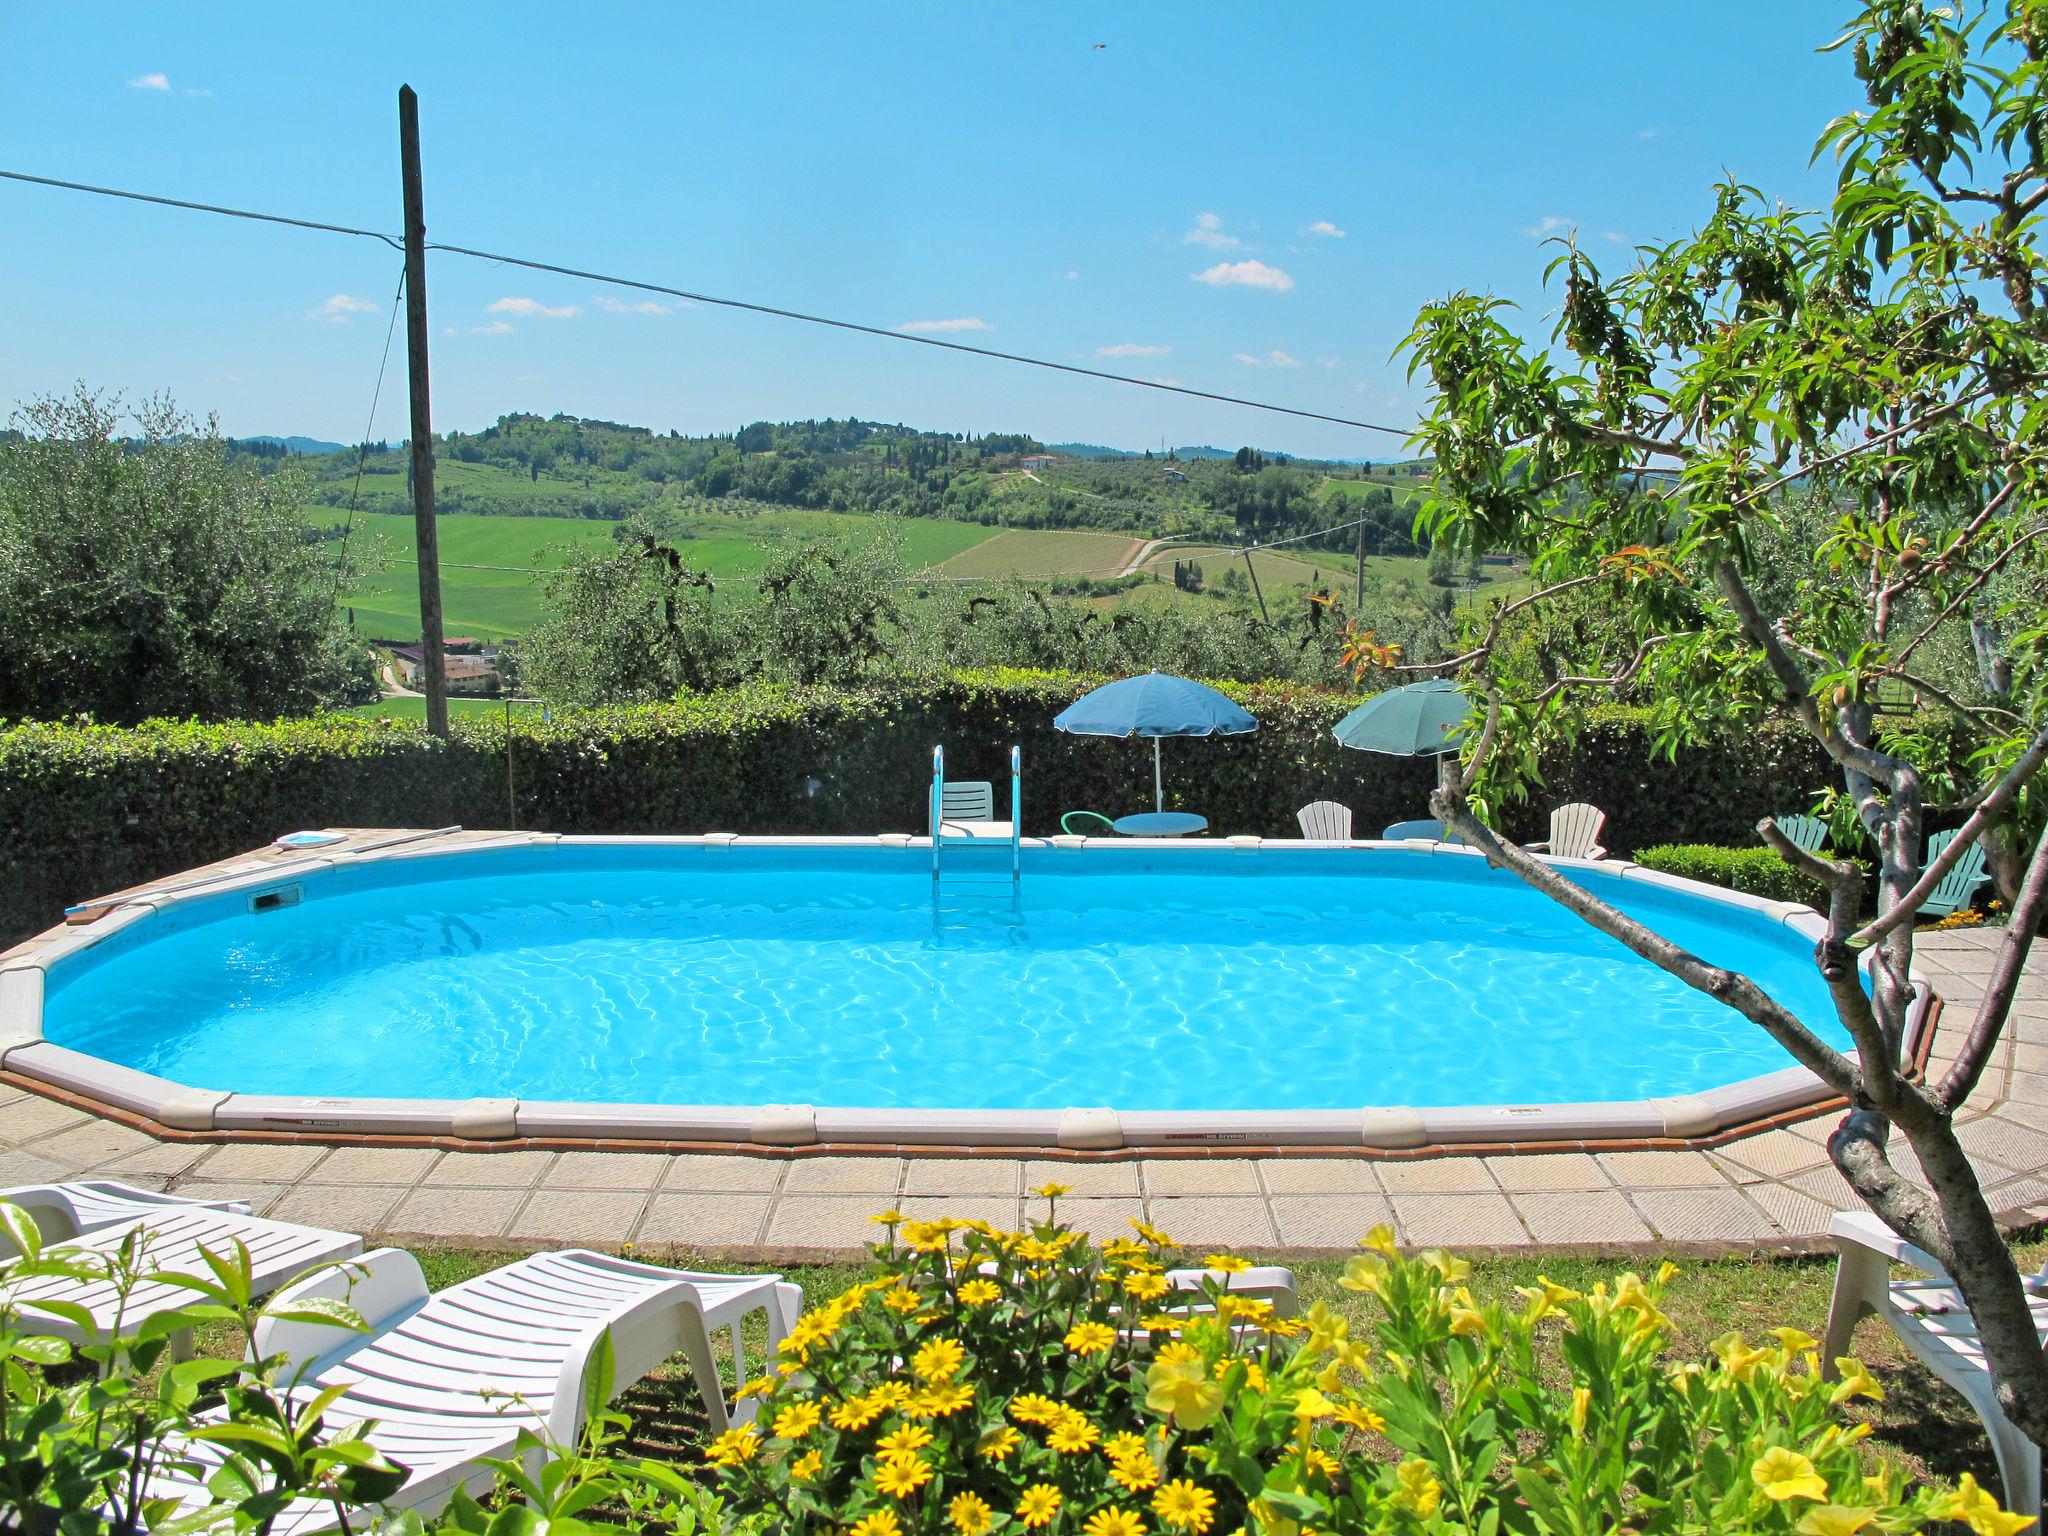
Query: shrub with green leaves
[{"left": 1631, "top": 844, "right": 1857, "bottom": 909}]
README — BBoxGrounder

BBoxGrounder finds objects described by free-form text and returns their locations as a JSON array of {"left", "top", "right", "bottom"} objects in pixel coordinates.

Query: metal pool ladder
[{"left": 929, "top": 744, "right": 1022, "bottom": 934}]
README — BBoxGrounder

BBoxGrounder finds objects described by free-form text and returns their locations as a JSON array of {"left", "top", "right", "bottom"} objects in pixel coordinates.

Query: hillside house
[{"left": 1020, "top": 454, "right": 1057, "bottom": 471}]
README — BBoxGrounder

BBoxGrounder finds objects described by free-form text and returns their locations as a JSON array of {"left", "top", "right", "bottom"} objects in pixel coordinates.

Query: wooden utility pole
[
  {"left": 1240, "top": 545, "right": 1272, "bottom": 626},
  {"left": 399, "top": 84, "right": 449, "bottom": 738},
  {"left": 1354, "top": 517, "right": 1366, "bottom": 609}
]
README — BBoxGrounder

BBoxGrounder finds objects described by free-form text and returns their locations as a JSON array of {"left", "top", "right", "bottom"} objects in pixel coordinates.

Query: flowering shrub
[{"left": 705, "top": 1200, "right": 2031, "bottom": 1536}]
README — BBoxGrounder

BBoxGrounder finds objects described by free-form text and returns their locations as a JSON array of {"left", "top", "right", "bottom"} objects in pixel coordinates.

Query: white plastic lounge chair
[
  {"left": 1296, "top": 801, "right": 1353, "bottom": 840},
  {"left": 1919, "top": 828, "right": 1993, "bottom": 919},
  {"left": 936, "top": 780, "right": 1012, "bottom": 841},
  {"left": 0, "top": 1180, "right": 253, "bottom": 1257},
  {"left": 1525, "top": 802, "right": 1608, "bottom": 860},
  {"left": 1821, "top": 1210, "right": 2044, "bottom": 1516},
  {"left": 1773, "top": 814, "right": 1831, "bottom": 854},
  {"left": 1382, "top": 817, "right": 1455, "bottom": 842},
  {"left": 155, "top": 1247, "right": 804, "bottom": 1532}
]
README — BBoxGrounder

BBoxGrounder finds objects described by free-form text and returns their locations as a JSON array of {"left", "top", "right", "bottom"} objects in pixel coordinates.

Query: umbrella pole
[{"left": 1153, "top": 737, "right": 1163, "bottom": 814}]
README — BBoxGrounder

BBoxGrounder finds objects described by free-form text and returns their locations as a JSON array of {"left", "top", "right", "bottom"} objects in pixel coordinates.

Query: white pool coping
[{"left": 0, "top": 830, "right": 1933, "bottom": 1153}]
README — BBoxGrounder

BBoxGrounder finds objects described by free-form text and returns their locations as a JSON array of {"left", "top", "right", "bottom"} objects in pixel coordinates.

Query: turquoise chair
[
  {"left": 1381, "top": 818, "right": 1464, "bottom": 845},
  {"left": 1918, "top": 828, "right": 1992, "bottom": 919},
  {"left": 1773, "top": 814, "right": 1831, "bottom": 854}
]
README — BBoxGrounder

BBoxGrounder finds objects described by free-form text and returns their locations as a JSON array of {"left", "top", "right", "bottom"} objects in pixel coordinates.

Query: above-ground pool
[{"left": 31, "top": 841, "right": 1858, "bottom": 1132}]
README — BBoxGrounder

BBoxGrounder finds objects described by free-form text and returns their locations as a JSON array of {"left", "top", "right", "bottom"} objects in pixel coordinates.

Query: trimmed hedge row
[
  {"left": 0, "top": 669, "right": 1840, "bottom": 946},
  {"left": 1633, "top": 843, "right": 1844, "bottom": 910}
]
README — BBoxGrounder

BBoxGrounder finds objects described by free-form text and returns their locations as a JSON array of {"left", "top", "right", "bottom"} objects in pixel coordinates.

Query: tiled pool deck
[{"left": 3, "top": 927, "right": 2042, "bottom": 1260}]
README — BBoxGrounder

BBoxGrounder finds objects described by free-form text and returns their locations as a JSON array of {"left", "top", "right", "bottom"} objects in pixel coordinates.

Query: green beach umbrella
[{"left": 1332, "top": 679, "right": 1472, "bottom": 757}]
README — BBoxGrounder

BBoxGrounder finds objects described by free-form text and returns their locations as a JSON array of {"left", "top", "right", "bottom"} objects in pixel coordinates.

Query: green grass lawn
[{"left": 346, "top": 695, "right": 543, "bottom": 720}]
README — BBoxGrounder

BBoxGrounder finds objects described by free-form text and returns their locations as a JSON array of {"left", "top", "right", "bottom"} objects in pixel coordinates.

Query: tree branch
[{"left": 1938, "top": 814, "right": 2048, "bottom": 1110}]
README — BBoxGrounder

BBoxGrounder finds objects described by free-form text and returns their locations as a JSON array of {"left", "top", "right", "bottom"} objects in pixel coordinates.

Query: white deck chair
[
  {"left": 1821, "top": 1211, "right": 2044, "bottom": 1516},
  {"left": 1296, "top": 801, "right": 1353, "bottom": 840},
  {"left": 156, "top": 1247, "right": 804, "bottom": 1532},
  {"left": 935, "top": 780, "right": 1012, "bottom": 841},
  {"left": 1526, "top": 802, "right": 1608, "bottom": 860},
  {"left": 1, "top": 1180, "right": 253, "bottom": 1257}
]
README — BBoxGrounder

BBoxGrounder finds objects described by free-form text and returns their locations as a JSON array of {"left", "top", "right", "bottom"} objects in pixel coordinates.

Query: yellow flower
[
  {"left": 1047, "top": 1413, "right": 1101, "bottom": 1454},
  {"left": 771, "top": 1399, "right": 822, "bottom": 1439},
  {"left": 914, "top": 1337, "right": 966, "bottom": 1383},
  {"left": 830, "top": 1395, "right": 883, "bottom": 1431},
  {"left": 1770, "top": 1326, "right": 1819, "bottom": 1355},
  {"left": 789, "top": 1449, "right": 824, "bottom": 1482},
  {"left": 900, "top": 1220, "right": 956, "bottom": 1253},
  {"left": 1084, "top": 1510, "right": 1148, "bottom": 1536},
  {"left": 958, "top": 1278, "right": 1003, "bottom": 1307},
  {"left": 882, "top": 1286, "right": 924, "bottom": 1314},
  {"left": 1796, "top": 1506, "right": 1875, "bottom": 1536},
  {"left": 1124, "top": 1271, "right": 1172, "bottom": 1301},
  {"left": 1337, "top": 1254, "right": 1390, "bottom": 1299},
  {"left": 1106, "top": 1431, "right": 1149, "bottom": 1460},
  {"left": 1010, "top": 1393, "right": 1062, "bottom": 1425},
  {"left": 1110, "top": 1454, "right": 1163, "bottom": 1492},
  {"left": 1202, "top": 1253, "right": 1252, "bottom": 1274},
  {"left": 1131, "top": 1219, "right": 1177, "bottom": 1247},
  {"left": 1154, "top": 1340, "right": 1203, "bottom": 1368},
  {"left": 1358, "top": 1224, "right": 1400, "bottom": 1258},
  {"left": 1393, "top": 1460, "right": 1442, "bottom": 1517},
  {"left": 949, "top": 1493, "right": 995, "bottom": 1536},
  {"left": 1421, "top": 1249, "right": 1471, "bottom": 1283},
  {"left": 1752, "top": 1447, "right": 1828, "bottom": 1503},
  {"left": 874, "top": 1455, "right": 934, "bottom": 1499},
  {"left": 1331, "top": 1402, "right": 1387, "bottom": 1434},
  {"left": 1017, "top": 1484, "right": 1064, "bottom": 1529},
  {"left": 1152, "top": 1481, "right": 1217, "bottom": 1533},
  {"left": 1829, "top": 1357, "right": 1886, "bottom": 1405},
  {"left": 870, "top": 1381, "right": 914, "bottom": 1409},
  {"left": 1144, "top": 1359, "right": 1225, "bottom": 1430},
  {"left": 1030, "top": 1181, "right": 1073, "bottom": 1199},
  {"left": 704, "top": 1425, "right": 760, "bottom": 1466},
  {"left": 1931, "top": 1472, "right": 2037, "bottom": 1536},
  {"left": 914, "top": 1382, "right": 976, "bottom": 1417},
  {"left": 979, "top": 1425, "right": 1023, "bottom": 1461},
  {"left": 1301, "top": 1447, "right": 1341, "bottom": 1480},
  {"left": 1713, "top": 1332, "right": 1774, "bottom": 1384},
  {"left": 870, "top": 1209, "right": 907, "bottom": 1226},
  {"left": 851, "top": 1514, "right": 902, "bottom": 1536},
  {"left": 1516, "top": 1275, "right": 1582, "bottom": 1324},
  {"left": 1569, "top": 1386, "right": 1591, "bottom": 1440},
  {"left": 1067, "top": 1320, "right": 1118, "bottom": 1355},
  {"left": 878, "top": 1424, "right": 935, "bottom": 1459},
  {"left": 740, "top": 1374, "right": 779, "bottom": 1400}
]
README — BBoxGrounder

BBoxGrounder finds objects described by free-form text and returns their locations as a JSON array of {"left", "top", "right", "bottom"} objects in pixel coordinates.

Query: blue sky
[{"left": 3, "top": 4, "right": 1861, "bottom": 460}]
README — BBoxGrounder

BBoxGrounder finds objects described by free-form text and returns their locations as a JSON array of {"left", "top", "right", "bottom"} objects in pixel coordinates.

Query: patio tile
[
  {"left": 893, "top": 1197, "right": 1022, "bottom": 1230},
  {"left": 509, "top": 1190, "right": 650, "bottom": 1244},
  {"left": 1269, "top": 1196, "right": 1395, "bottom": 1248},
  {"left": 1143, "top": 1162, "right": 1262, "bottom": 1198},
  {"left": 1631, "top": 1187, "right": 1779, "bottom": 1242},
  {"left": 1711, "top": 1133, "right": 1831, "bottom": 1181},
  {"left": 636, "top": 1194, "right": 775, "bottom": 1248},
  {"left": 2012, "top": 1041, "right": 2048, "bottom": 1076},
  {"left": 1737, "top": 1181, "right": 1836, "bottom": 1239},
  {"left": 781, "top": 1158, "right": 905, "bottom": 1197},
  {"left": 1389, "top": 1193, "right": 1528, "bottom": 1249},
  {"left": 763, "top": 1197, "right": 892, "bottom": 1251},
  {"left": 8, "top": 1097, "right": 93, "bottom": 1144},
  {"left": 1511, "top": 1190, "right": 1652, "bottom": 1245},
  {"left": 386, "top": 1185, "right": 525, "bottom": 1238},
  {"left": 1957, "top": 1113, "right": 2048, "bottom": 1173},
  {"left": 167, "top": 1180, "right": 289, "bottom": 1218},
  {"left": 1378, "top": 1160, "right": 1499, "bottom": 1195},
  {"left": 1144, "top": 1197, "right": 1278, "bottom": 1249},
  {"left": 1785, "top": 1164, "right": 1862, "bottom": 1209},
  {"left": 1486, "top": 1153, "right": 1611, "bottom": 1193},
  {"left": 301, "top": 1146, "right": 441, "bottom": 1187},
  {"left": 420, "top": 1151, "right": 556, "bottom": 1189},
  {"left": 661, "top": 1155, "right": 787, "bottom": 1193},
  {"left": 1022, "top": 1161, "right": 1140, "bottom": 1197},
  {"left": 1597, "top": 1151, "right": 1729, "bottom": 1188},
  {"left": 0, "top": 1149, "right": 71, "bottom": 1185},
  {"left": 901, "top": 1159, "right": 1023, "bottom": 1198},
  {"left": 1255, "top": 1159, "right": 1384, "bottom": 1196},
  {"left": 272, "top": 1182, "right": 403, "bottom": 1234},
  {"left": 541, "top": 1152, "right": 673, "bottom": 1191},
  {"left": 196, "top": 1144, "right": 329, "bottom": 1182},
  {"left": 28, "top": 1121, "right": 160, "bottom": 1169},
  {"left": 1986, "top": 1175, "right": 2048, "bottom": 1219},
  {"left": 1999, "top": 1069, "right": 2048, "bottom": 1106},
  {"left": 1053, "top": 1198, "right": 1148, "bottom": 1244},
  {"left": 103, "top": 1141, "right": 214, "bottom": 1179}
]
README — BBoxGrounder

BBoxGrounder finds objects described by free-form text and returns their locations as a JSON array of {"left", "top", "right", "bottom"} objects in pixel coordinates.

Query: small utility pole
[
  {"left": 399, "top": 84, "right": 449, "bottom": 738},
  {"left": 1240, "top": 545, "right": 1272, "bottom": 626},
  {"left": 1354, "top": 517, "right": 1367, "bottom": 609}
]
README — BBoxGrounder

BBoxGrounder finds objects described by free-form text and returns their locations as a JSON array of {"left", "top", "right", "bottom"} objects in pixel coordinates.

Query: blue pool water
[{"left": 40, "top": 845, "right": 1849, "bottom": 1111}]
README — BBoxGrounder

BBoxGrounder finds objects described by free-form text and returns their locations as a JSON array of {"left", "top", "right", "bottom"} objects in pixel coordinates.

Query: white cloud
[
  {"left": 1193, "top": 259, "right": 1293, "bottom": 292},
  {"left": 183, "top": 87, "right": 212, "bottom": 97},
  {"left": 1600, "top": 230, "right": 1629, "bottom": 246},
  {"left": 1064, "top": 269, "right": 1079, "bottom": 280},
  {"left": 895, "top": 317, "right": 994, "bottom": 334},
  {"left": 1305, "top": 220, "right": 1346, "bottom": 239},
  {"left": 1234, "top": 349, "right": 1301, "bottom": 368},
  {"left": 1184, "top": 211, "right": 1241, "bottom": 250},
  {"left": 127, "top": 72, "right": 169, "bottom": 91},
  {"left": 1096, "top": 342, "right": 1172, "bottom": 358},
  {"left": 1520, "top": 215, "right": 1576, "bottom": 239},
  {"left": 594, "top": 295, "right": 674, "bottom": 315},
  {"left": 470, "top": 319, "right": 516, "bottom": 335},
  {"left": 308, "top": 293, "right": 376, "bottom": 324},
  {"left": 489, "top": 296, "right": 580, "bottom": 319},
  {"left": 1637, "top": 127, "right": 1659, "bottom": 140},
  {"left": 1316, "top": 355, "right": 1340, "bottom": 369}
]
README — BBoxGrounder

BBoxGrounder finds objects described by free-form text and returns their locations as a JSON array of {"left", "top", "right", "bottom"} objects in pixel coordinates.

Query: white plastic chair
[
  {"left": 1296, "top": 801, "right": 1353, "bottom": 840},
  {"left": 0, "top": 1180, "right": 254, "bottom": 1257},
  {"left": 936, "top": 780, "right": 1012, "bottom": 840},
  {"left": 1526, "top": 802, "right": 1608, "bottom": 860},
  {"left": 1821, "top": 1210, "right": 2044, "bottom": 1516}
]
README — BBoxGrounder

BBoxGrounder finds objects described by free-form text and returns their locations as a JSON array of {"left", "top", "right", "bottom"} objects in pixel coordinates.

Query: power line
[
  {"left": 2, "top": 166, "right": 1415, "bottom": 441},
  {"left": 335, "top": 262, "right": 409, "bottom": 589}
]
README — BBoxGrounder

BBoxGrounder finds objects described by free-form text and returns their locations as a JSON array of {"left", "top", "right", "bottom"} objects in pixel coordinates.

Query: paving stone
[
  {"left": 635, "top": 1194, "right": 775, "bottom": 1248},
  {"left": 1389, "top": 1193, "right": 1528, "bottom": 1248},
  {"left": 1144, "top": 1197, "right": 1278, "bottom": 1248},
  {"left": 1785, "top": 1164, "right": 1862, "bottom": 1209},
  {"left": 1511, "top": 1189, "right": 1652, "bottom": 1245},
  {"left": 1021, "top": 1161, "right": 1141, "bottom": 1196},
  {"left": 1957, "top": 1113, "right": 2048, "bottom": 1173},
  {"left": 1255, "top": 1159, "right": 1384, "bottom": 1196},
  {"left": 301, "top": 1146, "right": 441, "bottom": 1187},
  {"left": 103, "top": 1142, "right": 214, "bottom": 1178},
  {"left": 167, "top": 1180, "right": 289, "bottom": 1218},
  {"left": 541, "top": 1152, "right": 674, "bottom": 1191},
  {"left": 271, "top": 1182, "right": 402, "bottom": 1234},
  {"left": 1269, "top": 1196, "right": 1396, "bottom": 1248},
  {"left": 1631, "top": 1187, "right": 1779, "bottom": 1242},
  {"left": 780, "top": 1158, "right": 904, "bottom": 1196},
  {"left": 510, "top": 1190, "right": 650, "bottom": 1244},
  {"left": 763, "top": 1197, "right": 892, "bottom": 1250},
  {"left": 196, "top": 1144, "right": 329, "bottom": 1182},
  {"left": 2013, "top": 1041, "right": 2048, "bottom": 1076},
  {"left": 893, "top": 1197, "right": 1022, "bottom": 1230},
  {"left": 1737, "top": 1181, "right": 1837, "bottom": 1238},
  {"left": 1711, "top": 1132, "right": 1831, "bottom": 1180},
  {"left": 901, "top": 1159, "right": 1023, "bottom": 1197},
  {"left": 1984, "top": 1173, "right": 2048, "bottom": 1217},
  {"left": 0, "top": 1149, "right": 70, "bottom": 1185},
  {"left": 1142, "top": 1161, "right": 1262, "bottom": 1198},
  {"left": 387, "top": 1185, "right": 525, "bottom": 1238},
  {"left": 28, "top": 1121, "right": 160, "bottom": 1169},
  {"left": 1053, "top": 1198, "right": 1148, "bottom": 1244},
  {"left": 1999, "top": 1069, "right": 2048, "bottom": 1106},
  {"left": 1597, "top": 1151, "right": 1729, "bottom": 1188},
  {"left": 1486, "top": 1153, "right": 1611, "bottom": 1193},
  {"left": 661, "top": 1156, "right": 787, "bottom": 1193},
  {"left": 7, "top": 1097, "right": 93, "bottom": 1144},
  {"left": 1377, "top": 1160, "right": 1500, "bottom": 1195},
  {"left": 420, "top": 1151, "right": 557, "bottom": 1189}
]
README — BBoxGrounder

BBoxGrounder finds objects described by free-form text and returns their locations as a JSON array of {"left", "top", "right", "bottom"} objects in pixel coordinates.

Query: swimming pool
[{"left": 16, "top": 837, "right": 1875, "bottom": 1148}]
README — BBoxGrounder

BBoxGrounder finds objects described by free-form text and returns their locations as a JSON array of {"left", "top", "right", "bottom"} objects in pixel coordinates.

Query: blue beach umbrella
[
  {"left": 1054, "top": 671, "right": 1258, "bottom": 813},
  {"left": 1332, "top": 678, "right": 1472, "bottom": 757}
]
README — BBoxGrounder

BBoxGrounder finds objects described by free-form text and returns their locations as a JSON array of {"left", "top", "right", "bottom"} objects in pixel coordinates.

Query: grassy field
[
  {"left": 933, "top": 528, "right": 1146, "bottom": 579},
  {"left": 346, "top": 695, "right": 543, "bottom": 720}
]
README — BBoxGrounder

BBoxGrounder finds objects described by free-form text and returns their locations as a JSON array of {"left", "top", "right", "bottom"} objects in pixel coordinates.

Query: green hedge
[
  {"left": 0, "top": 670, "right": 1841, "bottom": 946},
  {"left": 1632, "top": 843, "right": 1855, "bottom": 909}
]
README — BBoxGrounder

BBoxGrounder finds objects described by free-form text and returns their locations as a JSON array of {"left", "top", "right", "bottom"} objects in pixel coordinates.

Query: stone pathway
[{"left": 3, "top": 928, "right": 2043, "bottom": 1259}]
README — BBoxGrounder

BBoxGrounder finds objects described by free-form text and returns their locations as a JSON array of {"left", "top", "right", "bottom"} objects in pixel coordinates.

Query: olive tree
[{"left": 1396, "top": 1, "right": 2048, "bottom": 1443}]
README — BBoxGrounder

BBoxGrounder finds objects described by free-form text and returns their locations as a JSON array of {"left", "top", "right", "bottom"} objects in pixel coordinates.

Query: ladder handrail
[
  {"left": 931, "top": 744, "right": 944, "bottom": 880},
  {"left": 1010, "top": 744, "right": 1022, "bottom": 882}
]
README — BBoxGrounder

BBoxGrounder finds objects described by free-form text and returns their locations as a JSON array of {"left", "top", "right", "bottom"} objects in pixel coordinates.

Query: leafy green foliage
[{"left": 1633, "top": 845, "right": 1859, "bottom": 910}]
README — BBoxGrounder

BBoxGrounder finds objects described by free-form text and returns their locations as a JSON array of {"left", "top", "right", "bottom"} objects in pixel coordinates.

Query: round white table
[{"left": 1111, "top": 811, "right": 1209, "bottom": 837}]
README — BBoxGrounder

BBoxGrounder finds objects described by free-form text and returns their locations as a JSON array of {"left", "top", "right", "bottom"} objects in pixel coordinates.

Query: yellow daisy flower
[
  {"left": 978, "top": 1425, "right": 1023, "bottom": 1461},
  {"left": 851, "top": 1513, "right": 903, "bottom": 1536},
  {"left": 914, "top": 1337, "right": 967, "bottom": 1383},
  {"left": 703, "top": 1426, "right": 760, "bottom": 1466},
  {"left": 1153, "top": 1480, "right": 1217, "bottom": 1533},
  {"left": 877, "top": 1424, "right": 934, "bottom": 1458},
  {"left": 1066, "top": 1321, "right": 1118, "bottom": 1355},
  {"left": 875, "top": 1454, "right": 935, "bottom": 1499},
  {"left": 789, "top": 1448, "right": 824, "bottom": 1482},
  {"left": 1017, "top": 1484, "right": 1063, "bottom": 1529},
  {"left": 1083, "top": 1510, "right": 1147, "bottom": 1536},
  {"left": 949, "top": 1492, "right": 995, "bottom": 1536},
  {"left": 957, "top": 1278, "right": 1003, "bottom": 1307}
]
